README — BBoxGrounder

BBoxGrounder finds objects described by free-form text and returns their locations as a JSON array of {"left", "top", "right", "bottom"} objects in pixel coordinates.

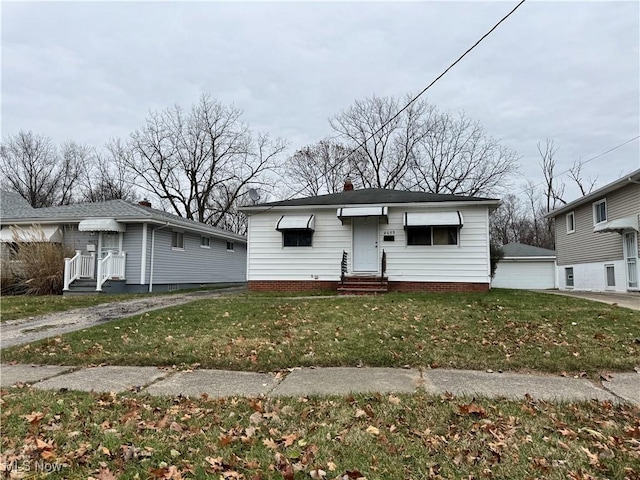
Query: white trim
[
  {"left": 604, "top": 264, "right": 616, "bottom": 290},
  {"left": 242, "top": 199, "right": 501, "bottom": 213},
  {"left": 140, "top": 223, "right": 147, "bottom": 285},
  {"left": 592, "top": 199, "right": 607, "bottom": 225},
  {"left": 566, "top": 211, "right": 575, "bottom": 234}
]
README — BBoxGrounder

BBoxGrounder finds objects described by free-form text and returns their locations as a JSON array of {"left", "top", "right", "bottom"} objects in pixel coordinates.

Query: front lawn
[
  {"left": 1, "top": 388, "right": 638, "bottom": 479},
  {"left": 2, "top": 290, "right": 638, "bottom": 376}
]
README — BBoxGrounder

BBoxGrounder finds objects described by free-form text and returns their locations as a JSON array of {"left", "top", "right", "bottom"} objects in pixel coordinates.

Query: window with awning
[
  {"left": 276, "top": 215, "right": 315, "bottom": 247},
  {"left": 403, "top": 211, "right": 463, "bottom": 227},
  {"left": 404, "top": 211, "right": 463, "bottom": 246},
  {"left": 337, "top": 206, "right": 388, "bottom": 224},
  {"left": 78, "top": 218, "right": 126, "bottom": 232},
  {"left": 275, "top": 215, "right": 315, "bottom": 231}
]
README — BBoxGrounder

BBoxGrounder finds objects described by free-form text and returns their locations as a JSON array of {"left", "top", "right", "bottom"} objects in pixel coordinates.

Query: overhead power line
[{"left": 276, "top": 0, "right": 528, "bottom": 202}]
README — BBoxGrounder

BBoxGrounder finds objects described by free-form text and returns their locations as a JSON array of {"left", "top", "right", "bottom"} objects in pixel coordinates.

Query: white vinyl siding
[{"left": 246, "top": 206, "right": 491, "bottom": 284}]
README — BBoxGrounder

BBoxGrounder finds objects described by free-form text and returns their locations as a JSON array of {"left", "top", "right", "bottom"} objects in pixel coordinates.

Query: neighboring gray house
[
  {"left": 491, "top": 243, "right": 556, "bottom": 290},
  {"left": 546, "top": 169, "right": 639, "bottom": 292},
  {"left": 240, "top": 182, "right": 500, "bottom": 294},
  {"left": 0, "top": 193, "right": 247, "bottom": 294}
]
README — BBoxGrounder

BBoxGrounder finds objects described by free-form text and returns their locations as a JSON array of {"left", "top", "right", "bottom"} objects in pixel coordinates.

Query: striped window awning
[
  {"left": 78, "top": 219, "right": 126, "bottom": 232},
  {"left": 0, "top": 225, "right": 63, "bottom": 243},
  {"left": 276, "top": 215, "right": 316, "bottom": 231},
  {"left": 337, "top": 206, "right": 388, "bottom": 224},
  {"left": 404, "top": 211, "right": 463, "bottom": 228}
]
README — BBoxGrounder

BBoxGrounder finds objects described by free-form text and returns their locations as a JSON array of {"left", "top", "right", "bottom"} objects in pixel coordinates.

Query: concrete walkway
[
  {"left": 538, "top": 290, "right": 640, "bottom": 311},
  {"left": 1, "top": 364, "right": 638, "bottom": 405}
]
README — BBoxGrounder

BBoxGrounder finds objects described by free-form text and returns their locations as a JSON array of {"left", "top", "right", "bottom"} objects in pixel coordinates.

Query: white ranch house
[{"left": 241, "top": 183, "right": 500, "bottom": 294}]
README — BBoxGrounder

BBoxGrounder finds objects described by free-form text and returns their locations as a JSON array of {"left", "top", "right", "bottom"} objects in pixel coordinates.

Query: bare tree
[
  {"left": 538, "top": 139, "right": 566, "bottom": 212},
  {"left": 121, "top": 94, "right": 287, "bottom": 231},
  {"left": 568, "top": 159, "right": 598, "bottom": 196},
  {"left": 327, "top": 94, "right": 518, "bottom": 196},
  {"left": 407, "top": 112, "right": 519, "bottom": 196},
  {"left": 79, "top": 140, "right": 138, "bottom": 202},
  {"left": 0, "top": 131, "right": 85, "bottom": 207},
  {"left": 1, "top": 131, "right": 60, "bottom": 207},
  {"left": 285, "top": 139, "right": 352, "bottom": 196},
  {"left": 329, "top": 95, "right": 431, "bottom": 189}
]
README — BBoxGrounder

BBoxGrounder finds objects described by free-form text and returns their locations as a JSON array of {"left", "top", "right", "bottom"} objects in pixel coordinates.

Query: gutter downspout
[{"left": 149, "top": 222, "right": 170, "bottom": 293}]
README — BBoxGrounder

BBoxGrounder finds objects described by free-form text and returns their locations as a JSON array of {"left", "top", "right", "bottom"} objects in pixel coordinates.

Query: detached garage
[{"left": 492, "top": 243, "right": 557, "bottom": 290}]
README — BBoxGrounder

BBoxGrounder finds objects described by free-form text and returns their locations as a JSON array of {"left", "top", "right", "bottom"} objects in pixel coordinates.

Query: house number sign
[{"left": 382, "top": 230, "right": 396, "bottom": 236}]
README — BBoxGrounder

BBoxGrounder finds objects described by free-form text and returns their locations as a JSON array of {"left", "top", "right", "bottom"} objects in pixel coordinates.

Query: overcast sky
[{"left": 2, "top": 0, "right": 639, "bottom": 201}]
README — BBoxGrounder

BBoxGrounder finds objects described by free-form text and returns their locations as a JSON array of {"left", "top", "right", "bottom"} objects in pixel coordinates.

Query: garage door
[{"left": 492, "top": 260, "right": 556, "bottom": 289}]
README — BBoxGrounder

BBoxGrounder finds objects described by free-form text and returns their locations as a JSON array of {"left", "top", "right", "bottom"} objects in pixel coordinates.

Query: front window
[
  {"left": 283, "top": 230, "right": 313, "bottom": 247},
  {"left": 172, "top": 231, "right": 184, "bottom": 249},
  {"left": 407, "top": 226, "right": 458, "bottom": 246},
  {"left": 593, "top": 200, "right": 607, "bottom": 224}
]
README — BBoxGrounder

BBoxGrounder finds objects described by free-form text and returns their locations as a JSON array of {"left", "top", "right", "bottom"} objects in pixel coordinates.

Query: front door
[
  {"left": 99, "top": 232, "right": 121, "bottom": 259},
  {"left": 624, "top": 231, "right": 638, "bottom": 290},
  {"left": 352, "top": 217, "right": 378, "bottom": 272}
]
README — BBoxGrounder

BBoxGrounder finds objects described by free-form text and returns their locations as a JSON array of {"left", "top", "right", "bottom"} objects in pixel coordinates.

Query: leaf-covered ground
[
  {"left": 2, "top": 291, "right": 638, "bottom": 376},
  {"left": 1, "top": 388, "right": 639, "bottom": 479}
]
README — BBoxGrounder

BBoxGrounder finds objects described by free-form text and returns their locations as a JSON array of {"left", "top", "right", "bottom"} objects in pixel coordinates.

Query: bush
[
  {"left": 2, "top": 226, "right": 74, "bottom": 296},
  {"left": 489, "top": 242, "right": 504, "bottom": 279}
]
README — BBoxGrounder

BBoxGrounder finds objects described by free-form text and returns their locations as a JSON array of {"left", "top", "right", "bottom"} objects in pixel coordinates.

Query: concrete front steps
[
  {"left": 337, "top": 275, "right": 388, "bottom": 295},
  {"left": 63, "top": 279, "right": 126, "bottom": 296}
]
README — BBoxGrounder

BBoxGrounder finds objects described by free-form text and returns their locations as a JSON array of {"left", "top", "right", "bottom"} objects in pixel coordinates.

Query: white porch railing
[
  {"left": 63, "top": 251, "right": 95, "bottom": 291},
  {"left": 96, "top": 251, "right": 126, "bottom": 291}
]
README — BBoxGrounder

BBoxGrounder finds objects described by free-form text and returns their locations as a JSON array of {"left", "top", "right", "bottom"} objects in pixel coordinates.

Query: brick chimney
[
  {"left": 138, "top": 198, "right": 152, "bottom": 208},
  {"left": 343, "top": 178, "right": 354, "bottom": 191}
]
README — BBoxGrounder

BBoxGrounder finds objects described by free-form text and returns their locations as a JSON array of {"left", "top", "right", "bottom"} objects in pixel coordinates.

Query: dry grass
[{"left": 1, "top": 226, "right": 74, "bottom": 296}]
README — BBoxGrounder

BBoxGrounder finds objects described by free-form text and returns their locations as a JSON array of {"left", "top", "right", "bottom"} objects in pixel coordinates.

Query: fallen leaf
[{"left": 365, "top": 426, "right": 380, "bottom": 436}]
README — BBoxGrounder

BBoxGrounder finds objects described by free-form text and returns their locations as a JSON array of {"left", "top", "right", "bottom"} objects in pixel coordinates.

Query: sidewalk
[{"left": 1, "top": 363, "right": 638, "bottom": 405}]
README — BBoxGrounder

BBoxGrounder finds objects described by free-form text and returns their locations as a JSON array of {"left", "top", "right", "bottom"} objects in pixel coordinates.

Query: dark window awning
[
  {"left": 0, "top": 225, "right": 63, "bottom": 243},
  {"left": 337, "top": 206, "right": 388, "bottom": 224},
  {"left": 593, "top": 216, "right": 639, "bottom": 233},
  {"left": 276, "top": 215, "right": 316, "bottom": 231},
  {"left": 78, "top": 219, "right": 126, "bottom": 232},
  {"left": 404, "top": 211, "right": 463, "bottom": 228}
]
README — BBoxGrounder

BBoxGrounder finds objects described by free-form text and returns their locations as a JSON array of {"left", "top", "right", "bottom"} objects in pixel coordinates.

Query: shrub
[
  {"left": 489, "top": 242, "right": 504, "bottom": 279},
  {"left": 3, "top": 226, "right": 74, "bottom": 296}
]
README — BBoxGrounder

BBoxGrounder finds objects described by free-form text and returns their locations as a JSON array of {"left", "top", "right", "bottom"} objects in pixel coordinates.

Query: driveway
[
  {"left": 539, "top": 290, "right": 640, "bottom": 311},
  {"left": 0, "top": 286, "right": 246, "bottom": 349}
]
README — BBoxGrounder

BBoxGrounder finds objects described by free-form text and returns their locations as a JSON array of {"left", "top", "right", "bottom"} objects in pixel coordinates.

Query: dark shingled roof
[
  {"left": 252, "top": 188, "right": 498, "bottom": 208},
  {"left": 502, "top": 243, "right": 556, "bottom": 258}
]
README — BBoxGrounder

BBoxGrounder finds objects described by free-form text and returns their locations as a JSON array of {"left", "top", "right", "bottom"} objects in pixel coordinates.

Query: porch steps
[
  {"left": 338, "top": 276, "right": 388, "bottom": 295},
  {"left": 63, "top": 279, "right": 126, "bottom": 296}
]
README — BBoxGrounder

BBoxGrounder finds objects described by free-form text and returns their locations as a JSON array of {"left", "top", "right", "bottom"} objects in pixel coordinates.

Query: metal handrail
[{"left": 340, "top": 250, "right": 348, "bottom": 282}]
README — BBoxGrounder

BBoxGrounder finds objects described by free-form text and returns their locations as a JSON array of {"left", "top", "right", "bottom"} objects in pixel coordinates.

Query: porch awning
[
  {"left": 78, "top": 219, "right": 126, "bottom": 232},
  {"left": 276, "top": 215, "right": 315, "bottom": 231},
  {"left": 404, "top": 211, "right": 463, "bottom": 227},
  {"left": 0, "top": 225, "right": 63, "bottom": 243},
  {"left": 337, "top": 207, "right": 388, "bottom": 223},
  {"left": 593, "top": 216, "right": 639, "bottom": 233}
]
